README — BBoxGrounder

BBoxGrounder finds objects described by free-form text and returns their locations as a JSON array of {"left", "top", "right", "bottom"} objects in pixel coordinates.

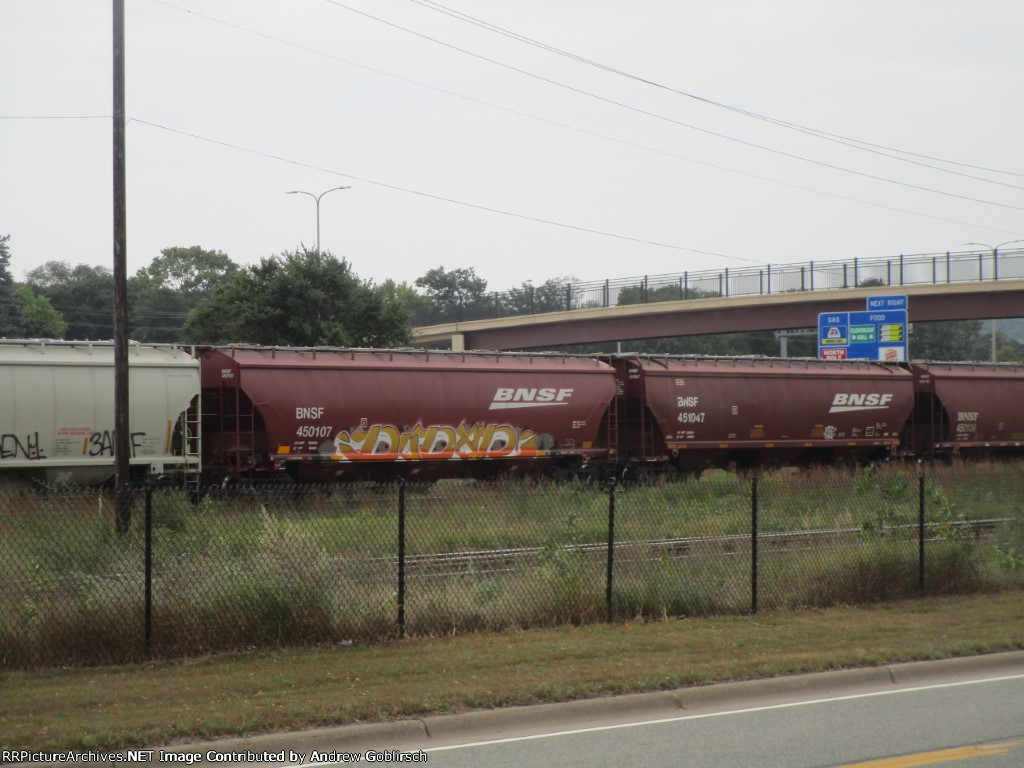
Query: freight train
[{"left": 2, "top": 339, "right": 1023, "bottom": 488}]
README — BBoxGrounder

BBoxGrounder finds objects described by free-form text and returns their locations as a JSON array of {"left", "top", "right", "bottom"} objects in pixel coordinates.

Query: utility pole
[{"left": 113, "top": 0, "right": 131, "bottom": 533}]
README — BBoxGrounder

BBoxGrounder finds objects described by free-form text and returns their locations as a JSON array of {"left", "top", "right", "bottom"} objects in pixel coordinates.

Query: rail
[
  {"left": 414, "top": 247, "right": 1024, "bottom": 325},
  {"left": 379, "top": 517, "right": 1014, "bottom": 578}
]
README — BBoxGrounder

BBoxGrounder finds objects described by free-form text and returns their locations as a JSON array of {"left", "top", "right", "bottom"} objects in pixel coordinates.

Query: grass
[
  {"left": 1, "top": 590, "right": 1022, "bottom": 751},
  {"left": 2, "top": 462, "right": 1023, "bottom": 668}
]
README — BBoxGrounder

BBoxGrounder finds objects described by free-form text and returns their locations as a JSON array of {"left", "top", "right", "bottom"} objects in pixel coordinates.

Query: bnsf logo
[
  {"left": 489, "top": 387, "right": 574, "bottom": 410},
  {"left": 829, "top": 393, "right": 894, "bottom": 413}
]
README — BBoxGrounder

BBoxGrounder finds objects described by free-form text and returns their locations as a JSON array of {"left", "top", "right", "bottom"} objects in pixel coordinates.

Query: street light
[
  {"left": 286, "top": 186, "right": 351, "bottom": 253},
  {"left": 963, "top": 239, "right": 1024, "bottom": 362}
]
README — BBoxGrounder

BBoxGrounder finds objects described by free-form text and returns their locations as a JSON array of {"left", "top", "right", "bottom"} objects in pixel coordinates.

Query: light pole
[
  {"left": 287, "top": 186, "right": 351, "bottom": 253},
  {"left": 964, "top": 239, "right": 1024, "bottom": 362}
]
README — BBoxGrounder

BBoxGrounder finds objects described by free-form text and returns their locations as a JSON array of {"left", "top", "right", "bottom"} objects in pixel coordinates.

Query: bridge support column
[{"left": 450, "top": 333, "right": 466, "bottom": 351}]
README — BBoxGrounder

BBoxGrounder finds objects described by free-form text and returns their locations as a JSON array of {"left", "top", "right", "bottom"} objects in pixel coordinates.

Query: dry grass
[
  {"left": 1, "top": 590, "right": 1023, "bottom": 751},
  {"left": 2, "top": 463, "right": 1023, "bottom": 668}
]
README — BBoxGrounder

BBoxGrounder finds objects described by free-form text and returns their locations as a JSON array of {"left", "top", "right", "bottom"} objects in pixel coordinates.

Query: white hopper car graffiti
[{"left": 0, "top": 340, "right": 200, "bottom": 487}]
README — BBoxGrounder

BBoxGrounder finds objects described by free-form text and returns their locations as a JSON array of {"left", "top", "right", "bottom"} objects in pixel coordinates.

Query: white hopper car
[{"left": 0, "top": 340, "right": 200, "bottom": 487}]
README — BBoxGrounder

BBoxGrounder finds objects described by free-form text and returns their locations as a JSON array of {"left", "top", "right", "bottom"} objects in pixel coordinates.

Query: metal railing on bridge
[{"left": 413, "top": 247, "right": 1024, "bottom": 326}]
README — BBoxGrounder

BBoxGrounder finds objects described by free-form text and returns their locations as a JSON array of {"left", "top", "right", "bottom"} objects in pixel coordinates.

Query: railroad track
[{"left": 394, "top": 517, "right": 1015, "bottom": 578}]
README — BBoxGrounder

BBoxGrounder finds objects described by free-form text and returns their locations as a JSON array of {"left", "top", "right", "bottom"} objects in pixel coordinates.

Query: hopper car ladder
[{"left": 180, "top": 396, "right": 202, "bottom": 491}]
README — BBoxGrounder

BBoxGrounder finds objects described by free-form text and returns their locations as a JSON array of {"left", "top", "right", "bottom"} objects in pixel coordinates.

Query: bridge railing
[{"left": 413, "top": 248, "right": 1024, "bottom": 326}]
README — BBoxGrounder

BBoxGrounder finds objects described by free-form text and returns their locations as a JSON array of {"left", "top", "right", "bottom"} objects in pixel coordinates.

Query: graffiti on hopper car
[
  {"left": 87, "top": 431, "right": 148, "bottom": 458},
  {"left": 1, "top": 430, "right": 153, "bottom": 461},
  {"left": 1, "top": 433, "right": 47, "bottom": 461},
  {"left": 333, "top": 422, "right": 541, "bottom": 460}
]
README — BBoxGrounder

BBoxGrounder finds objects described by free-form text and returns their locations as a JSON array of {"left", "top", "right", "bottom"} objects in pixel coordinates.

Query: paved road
[
  {"left": 14, "top": 653, "right": 1024, "bottom": 768},
  {"left": 407, "top": 674, "right": 1024, "bottom": 767}
]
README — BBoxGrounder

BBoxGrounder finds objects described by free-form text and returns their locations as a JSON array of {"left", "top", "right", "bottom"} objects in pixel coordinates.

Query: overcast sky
[{"left": 2, "top": 0, "right": 1023, "bottom": 292}]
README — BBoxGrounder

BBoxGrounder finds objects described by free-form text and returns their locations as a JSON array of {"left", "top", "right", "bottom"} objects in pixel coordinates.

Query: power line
[
  {"left": 0, "top": 115, "right": 110, "bottom": 120},
  {"left": 320, "top": 0, "right": 1024, "bottom": 213},
  {"left": 146, "top": 0, "right": 1022, "bottom": 237},
  {"left": 129, "top": 117, "right": 760, "bottom": 263},
  {"left": 407, "top": 0, "right": 1024, "bottom": 183}
]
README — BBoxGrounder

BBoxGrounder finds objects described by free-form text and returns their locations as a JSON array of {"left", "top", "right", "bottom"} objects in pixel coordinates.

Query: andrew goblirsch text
[{"left": 3, "top": 750, "right": 427, "bottom": 765}]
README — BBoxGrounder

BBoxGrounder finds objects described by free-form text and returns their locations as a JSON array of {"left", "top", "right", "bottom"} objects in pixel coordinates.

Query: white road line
[
  {"left": 284, "top": 672, "right": 1024, "bottom": 765},
  {"left": 423, "top": 673, "right": 1024, "bottom": 754}
]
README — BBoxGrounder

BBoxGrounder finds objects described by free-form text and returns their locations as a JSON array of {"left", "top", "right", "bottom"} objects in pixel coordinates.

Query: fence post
[
  {"left": 144, "top": 483, "right": 153, "bottom": 659},
  {"left": 606, "top": 479, "right": 616, "bottom": 623},
  {"left": 751, "top": 475, "right": 759, "bottom": 614},
  {"left": 398, "top": 480, "right": 407, "bottom": 638},
  {"left": 918, "top": 466, "right": 926, "bottom": 596}
]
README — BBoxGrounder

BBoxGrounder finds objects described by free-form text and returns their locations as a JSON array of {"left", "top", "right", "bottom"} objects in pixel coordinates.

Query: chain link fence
[{"left": 2, "top": 463, "right": 1022, "bottom": 670}]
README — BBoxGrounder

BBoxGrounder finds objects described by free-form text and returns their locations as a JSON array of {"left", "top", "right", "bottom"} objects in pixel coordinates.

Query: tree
[
  {"left": 16, "top": 285, "right": 67, "bottom": 338},
  {"left": 858, "top": 277, "right": 886, "bottom": 288},
  {"left": 130, "top": 246, "right": 239, "bottom": 342},
  {"left": 0, "top": 235, "right": 21, "bottom": 337},
  {"left": 133, "top": 246, "right": 238, "bottom": 296},
  {"left": 502, "top": 277, "right": 575, "bottom": 315},
  {"left": 378, "top": 279, "right": 434, "bottom": 326},
  {"left": 617, "top": 283, "right": 720, "bottom": 306},
  {"left": 414, "top": 266, "right": 491, "bottom": 322},
  {"left": 909, "top": 320, "right": 985, "bottom": 361},
  {"left": 25, "top": 262, "right": 114, "bottom": 340},
  {"left": 182, "top": 246, "right": 411, "bottom": 347}
]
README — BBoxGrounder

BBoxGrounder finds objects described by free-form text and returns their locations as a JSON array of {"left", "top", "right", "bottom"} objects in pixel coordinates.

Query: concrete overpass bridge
[{"left": 412, "top": 248, "right": 1024, "bottom": 351}]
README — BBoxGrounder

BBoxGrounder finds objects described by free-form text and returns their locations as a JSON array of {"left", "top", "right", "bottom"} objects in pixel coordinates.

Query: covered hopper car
[
  {"left": 3, "top": 340, "right": 1024, "bottom": 489},
  {"left": 904, "top": 362, "right": 1024, "bottom": 456},
  {"left": 0, "top": 340, "right": 200, "bottom": 487},
  {"left": 197, "top": 346, "right": 618, "bottom": 484},
  {"left": 608, "top": 355, "right": 917, "bottom": 477}
]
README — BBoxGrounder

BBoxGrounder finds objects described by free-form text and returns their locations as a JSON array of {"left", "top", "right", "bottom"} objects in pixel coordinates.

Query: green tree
[
  {"left": 15, "top": 284, "right": 67, "bottom": 338},
  {"left": 134, "top": 245, "right": 238, "bottom": 296},
  {"left": 616, "top": 283, "right": 720, "bottom": 306},
  {"left": 909, "top": 320, "right": 985, "bottom": 361},
  {"left": 24, "top": 262, "right": 114, "bottom": 340},
  {"left": 182, "top": 247, "right": 410, "bottom": 346},
  {"left": 502, "top": 277, "right": 574, "bottom": 315},
  {"left": 130, "top": 246, "right": 239, "bottom": 342},
  {"left": 378, "top": 279, "right": 434, "bottom": 326},
  {"left": 414, "top": 266, "right": 491, "bottom": 322},
  {"left": 0, "top": 235, "right": 21, "bottom": 337}
]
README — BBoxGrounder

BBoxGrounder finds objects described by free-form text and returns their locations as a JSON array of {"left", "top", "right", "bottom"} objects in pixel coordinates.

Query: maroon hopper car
[
  {"left": 609, "top": 356, "right": 916, "bottom": 473},
  {"left": 197, "top": 347, "right": 617, "bottom": 484},
  {"left": 904, "top": 362, "right": 1024, "bottom": 456}
]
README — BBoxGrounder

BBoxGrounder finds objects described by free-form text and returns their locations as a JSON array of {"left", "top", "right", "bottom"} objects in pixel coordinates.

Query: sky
[{"left": 2, "top": 0, "right": 1023, "bottom": 293}]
